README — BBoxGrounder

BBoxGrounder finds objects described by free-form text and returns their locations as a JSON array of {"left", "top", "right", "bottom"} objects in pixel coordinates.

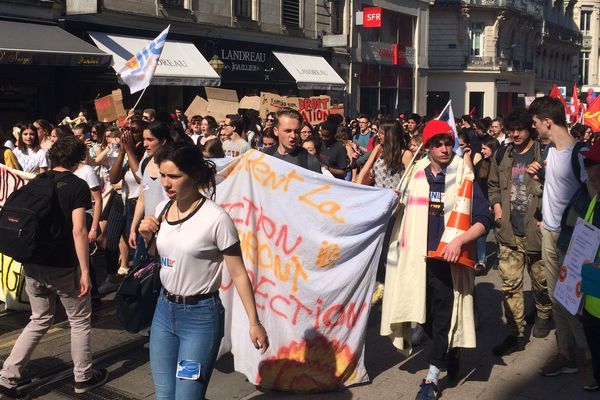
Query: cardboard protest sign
[
  {"left": 0, "top": 164, "right": 34, "bottom": 311},
  {"left": 260, "top": 92, "right": 344, "bottom": 125},
  {"left": 205, "top": 87, "right": 239, "bottom": 122},
  {"left": 297, "top": 96, "right": 345, "bottom": 125},
  {"left": 94, "top": 89, "right": 126, "bottom": 122},
  {"left": 260, "top": 92, "right": 299, "bottom": 119},
  {"left": 239, "top": 96, "right": 261, "bottom": 111},
  {"left": 184, "top": 95, "right": 209, "bottom": 120},
  {"left": 214, "top": 151, "right": 398, "bottom": 391}
]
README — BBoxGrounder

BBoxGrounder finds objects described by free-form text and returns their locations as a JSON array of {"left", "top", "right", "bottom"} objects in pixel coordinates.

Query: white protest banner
[
  {"left": 214, "top": 150, "right": 398, "bottom": 391},
  {"left": 555, "top": 217, "right": 600, "bottom": 315},
  {"left": 0, "top": 164, "right": 34, "bottom": 311}
]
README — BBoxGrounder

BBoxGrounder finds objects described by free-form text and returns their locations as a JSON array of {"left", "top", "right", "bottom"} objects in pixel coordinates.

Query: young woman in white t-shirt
[
  {"left": 139, "top": 141, "right": 268, "bottom": 399},
  {"left": 13, "top": 124, "right": 48, "bottom": 175}
]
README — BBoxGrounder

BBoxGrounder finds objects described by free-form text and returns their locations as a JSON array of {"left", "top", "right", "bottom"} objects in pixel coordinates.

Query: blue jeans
[
  {"left": 150, "top": 291, "right": 225, "bottom": 400},
  {"left": 125, "top": 198, "right": 146, "bottom": 266},
  {"left": 476, "top": 234, "right": 487, "bottom": 264}
]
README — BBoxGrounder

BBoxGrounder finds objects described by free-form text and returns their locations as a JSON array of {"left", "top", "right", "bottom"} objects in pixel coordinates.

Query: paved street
[{"left": 0, "top": 260, "right": 597, "bottom": 400}]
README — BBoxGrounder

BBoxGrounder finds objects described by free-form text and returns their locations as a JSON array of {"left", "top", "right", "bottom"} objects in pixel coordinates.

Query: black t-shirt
[
  {"left": 266, "top": 147, "right": 322, "bottom": 173},
  {"left": 510, "top": 144, "right": 535, "bottom": 236},
  {"left": 320, "top": 141, "right": 349, "bottom": 179},
  {"left": 46, "top": 171, "right": 92, "bottom": 269}
]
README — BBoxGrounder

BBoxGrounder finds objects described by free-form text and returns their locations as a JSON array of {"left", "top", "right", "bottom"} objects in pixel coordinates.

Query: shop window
[
  {"left": 234, "top": 0, "right": 252, "bottom": 19},
  {"left": 427, "top": 91, "right": 450, "bottom": 117},
  {"left": 381, "top": 12, "right": 399, "bottom": 43},
  {"left": 470, "top": 23, "right": 484, "bottom": 57},
  {"left": 161, "top": 0, "right": 185, "bottom": 8},
  {"left": 282, "top": 0, "right": 301, "bottom": 29},
  {"left": 397, "top": 14, "right": 414, "bottom": 47},
  {"left": 469, "top": 92, "right": 484, "bottom": 118},
  {"left": 496, "top": 92, "right": 523, "bottom": 119},
  {"left": 580, "top": 9, "right": 592, "bottom": 35}
]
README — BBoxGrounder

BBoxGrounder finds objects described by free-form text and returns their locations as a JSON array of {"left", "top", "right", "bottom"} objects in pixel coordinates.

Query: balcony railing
[
  {"left": 436, "top": 0, "right": 544, "bottom": 18},
  {"left": 543, "top": 21, "right": 582, "bottom": 45}
]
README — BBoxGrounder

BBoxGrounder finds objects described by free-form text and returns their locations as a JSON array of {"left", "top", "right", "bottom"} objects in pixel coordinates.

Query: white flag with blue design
[
  {"left": 118, "top": 26, "right": 170, "bottom": 94},
  {"left": 436, "top": 100, "right": 462, "bottom": 156}
]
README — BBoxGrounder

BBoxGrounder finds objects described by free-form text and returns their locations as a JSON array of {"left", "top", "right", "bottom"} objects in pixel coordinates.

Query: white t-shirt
[
  {"left": 222, "top": 138, "right": 251, "bottom": 158},
  {"left": 3, "top": 140, "right": 14, "bottom": 150},
  {"left": 155, "top": 199, "right": 239, "bottom": 296},
  {"left": 74, "top": 164, "right": 101, "bottom": 190},
  {"left": 190, "top": 133, "right": 200, "bottom": 145},
  {"left": 542, "top": 143, "right": 588, "bottom": 231},
  {"left": 137, "top": 156, "right": 169, "bottom": 217},
  {"left": 13, "top": 147, "right": 47, "bottom": 174},
  {"left": 123, "top": 166, "right": 141, "bottom": 200},
  {"left": 75, "top": 164, "right": 101, "bottom": 213}
]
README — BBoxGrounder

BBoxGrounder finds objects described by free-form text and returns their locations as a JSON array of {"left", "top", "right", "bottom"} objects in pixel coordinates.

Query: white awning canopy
[
  {"left": 88, "top": 31, "right": 221, "bottom": 87},
  {"left": 273, "top": 51, "right": 345, "bottom": 91}
]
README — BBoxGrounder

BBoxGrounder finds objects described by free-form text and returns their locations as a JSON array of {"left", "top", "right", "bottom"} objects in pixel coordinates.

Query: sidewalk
[{"left": 0, "top": 266, "right": 597, "bottom": 399}]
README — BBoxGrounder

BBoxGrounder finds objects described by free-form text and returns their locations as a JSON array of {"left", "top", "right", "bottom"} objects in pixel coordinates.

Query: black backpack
[{"left": 0, "top": 171, "right": 69, "bottom": 264}]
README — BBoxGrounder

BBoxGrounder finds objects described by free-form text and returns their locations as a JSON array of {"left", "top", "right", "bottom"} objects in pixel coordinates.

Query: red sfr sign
[{"left": 363, "top": 7, "right": 382, "bottom": 28}]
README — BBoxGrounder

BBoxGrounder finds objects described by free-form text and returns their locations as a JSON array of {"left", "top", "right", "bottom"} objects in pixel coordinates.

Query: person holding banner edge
[
  {"left": 138, "top": 141, "right": 268, "bottom": 400},
  {"left": 381, "top": 120, "right": 492, "bottom": 400}
]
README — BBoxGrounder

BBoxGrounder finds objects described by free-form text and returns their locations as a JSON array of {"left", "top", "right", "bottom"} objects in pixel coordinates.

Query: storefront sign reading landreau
[{"left": 220, "top": 49, "right": 267, "bottom": 72}]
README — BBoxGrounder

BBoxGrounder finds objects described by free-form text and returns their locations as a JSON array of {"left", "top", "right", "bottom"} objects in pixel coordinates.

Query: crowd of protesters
[{"left": 0, "top": 95, "right": 599, "bottom": 400}]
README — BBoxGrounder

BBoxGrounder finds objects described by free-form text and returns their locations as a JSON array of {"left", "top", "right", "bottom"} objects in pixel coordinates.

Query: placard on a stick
[{"left": 94, "top": 89, "right": 126, "bottom": 122}]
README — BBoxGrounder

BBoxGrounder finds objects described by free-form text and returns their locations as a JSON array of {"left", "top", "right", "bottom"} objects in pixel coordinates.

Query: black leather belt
[{"left": 163, "top": 289, "right": 217, "bottom": 305}]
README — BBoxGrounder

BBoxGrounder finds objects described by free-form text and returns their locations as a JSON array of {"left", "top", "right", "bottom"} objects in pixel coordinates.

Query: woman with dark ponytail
[{"left": 138, "top": 141, "right": 268, "bottom": 399}]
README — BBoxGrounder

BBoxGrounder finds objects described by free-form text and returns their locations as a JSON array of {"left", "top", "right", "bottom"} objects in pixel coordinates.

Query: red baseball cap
[
  {"left": 581, "top": 140, "right": 600, "bottom": 164},
  {"left": 422, "top": 120, "right": 454, "bottom": 146}
]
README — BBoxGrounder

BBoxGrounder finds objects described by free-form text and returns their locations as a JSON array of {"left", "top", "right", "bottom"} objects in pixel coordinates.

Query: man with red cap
[{"left": 381, "top": 119, "right": 492, "bottom": 400}]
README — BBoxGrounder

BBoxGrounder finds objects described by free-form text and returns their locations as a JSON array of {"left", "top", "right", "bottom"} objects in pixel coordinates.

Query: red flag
[
  {"left": 570, "top": 83, "right": 580, "bottom": 124},
  {"left": 583, "top": 95, "right": 600, "bottom": 132},
  {"left": 549, "top": 84, "right": 567, "bottom": 109}
]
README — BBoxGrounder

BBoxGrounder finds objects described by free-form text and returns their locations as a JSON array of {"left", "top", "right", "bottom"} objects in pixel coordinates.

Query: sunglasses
[{"left": 190, "top": 121, "right": 201, "bottom": 125}]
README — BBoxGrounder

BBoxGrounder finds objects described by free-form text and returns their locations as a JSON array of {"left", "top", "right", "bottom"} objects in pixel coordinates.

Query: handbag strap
[{"left": 146, "top": 200, "right": 173, "bottom": 250}]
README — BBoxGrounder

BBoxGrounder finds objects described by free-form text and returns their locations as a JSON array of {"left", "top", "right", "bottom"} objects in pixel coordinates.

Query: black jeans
[
  {"left": 582, "top": 308, "right": 600, "bottom": 384},
  {"left": 103, "top": 193, "right": 125, "bottom": 275},
  {"left": 423, "top": 260, "right": 454, "bottom": 370}
]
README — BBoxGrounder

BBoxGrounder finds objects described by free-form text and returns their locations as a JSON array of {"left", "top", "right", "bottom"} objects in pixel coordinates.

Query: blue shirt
[{"left": 425, "top": 164, "right": 492, "bottom": 254}]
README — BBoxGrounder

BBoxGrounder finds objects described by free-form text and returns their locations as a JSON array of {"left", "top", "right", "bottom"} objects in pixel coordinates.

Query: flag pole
[
  {"left": 131, "top": 87, "right": 148, "bottom": 111},
  {"left": 395, "top": 142, "right": 423, "bottom": 192},
  {"left": 394, "top": 99, "right": 460, "bottom": 192}
]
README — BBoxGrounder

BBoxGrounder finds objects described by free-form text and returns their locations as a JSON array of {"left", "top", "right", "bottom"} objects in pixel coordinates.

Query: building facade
[
  {"left": 427, "top": 0, "right": 581, "bottom": 119},
  {"left": 574, "top": 0, "right": 600, "bottom": 90},
  {"left": 1, "top": 0, "right": 351, "bottom": 123},
  {"left": 339, "top": 0, "right": 431, "bottom": 117}
]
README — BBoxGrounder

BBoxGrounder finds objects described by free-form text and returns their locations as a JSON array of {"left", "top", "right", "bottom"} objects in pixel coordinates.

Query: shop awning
[
  {"left": 0, "top": 20, "right": 111, "bottom": 67},
  {"left": 273, "top": 51, "right": 345, "bottom": 91},
  {"left": 88, "top": 31, "right": 221, "bottom": 87}
]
